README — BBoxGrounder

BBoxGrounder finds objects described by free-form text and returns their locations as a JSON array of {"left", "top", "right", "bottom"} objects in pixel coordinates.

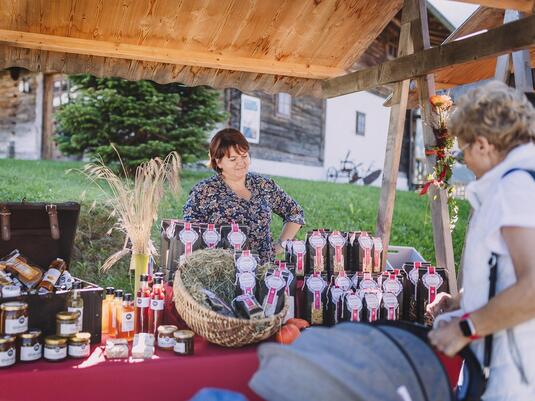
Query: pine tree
[{"left": 55, "top": 75, "right": 226, "bottom": 171}]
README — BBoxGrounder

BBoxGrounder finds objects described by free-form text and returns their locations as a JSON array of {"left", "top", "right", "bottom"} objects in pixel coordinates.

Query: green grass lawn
[{"left": 0, "top": 159, "right": 470, "bottom": 292}]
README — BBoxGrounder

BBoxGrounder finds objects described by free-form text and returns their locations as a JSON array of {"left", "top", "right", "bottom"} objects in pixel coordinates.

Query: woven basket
[{"left": 173, "top": 268, "right": 288, "bottom": 348}]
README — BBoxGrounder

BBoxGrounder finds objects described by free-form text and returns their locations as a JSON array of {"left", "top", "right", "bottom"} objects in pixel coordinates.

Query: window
[
  {"left": 356, "top": 111, "right": 366, "bottom": 136},
  {"left": 52, "top": 77, "right": 70, "bottom": 108},
  {"left": 386, "top": 42, "right": 397, "bottom": 59},
  {"left": 276, "top": 92, "right": 291, "bottom": 117}
]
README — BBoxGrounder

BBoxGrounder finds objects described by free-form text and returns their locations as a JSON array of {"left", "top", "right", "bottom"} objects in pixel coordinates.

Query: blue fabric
[
  {"left": 189, "top": 388, "right": 248, "bottom": 401},
  {"left": 183, "top": 172, "right": 305, "bottom": 263}
]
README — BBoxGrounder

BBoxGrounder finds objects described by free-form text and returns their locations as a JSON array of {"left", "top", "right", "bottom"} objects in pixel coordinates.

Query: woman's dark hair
[{"left": 209, "top": 128, "right": 250, "bottom": 173}]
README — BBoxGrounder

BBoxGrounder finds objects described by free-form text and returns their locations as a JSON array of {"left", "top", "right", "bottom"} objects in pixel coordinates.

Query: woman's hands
[
  {"left": 274, "top": 241, "right": 285, "bottom": 256},
  {"left": 428, "top": 317, "right": 471, "bottom": 357},
  {"left": 426, "top": 292, "right": 461, "bottom": 319}
]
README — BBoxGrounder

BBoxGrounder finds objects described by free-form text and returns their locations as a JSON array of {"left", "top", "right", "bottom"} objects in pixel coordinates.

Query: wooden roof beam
[
  {"left": 449, "top": 0, "right": 535, "bottom": 13},
  {"left": 322, "top": 13, "right": 535, "bottom": 98},
  {"left": 0, "top": 29, "right": 343, "bottom": 80}
]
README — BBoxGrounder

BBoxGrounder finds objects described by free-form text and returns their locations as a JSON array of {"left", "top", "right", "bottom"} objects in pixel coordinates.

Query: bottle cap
[
  {"left": 106, "top": 287, "right": 115, "bottom": 295},
  {"left": 124, "top": 293, "right": 133, "bottom": 302},
  {"left": 153, "top": 277, "right": 163, "bottom": 285},
  {"left": 114, "top": 289, "right": 124, "bottom": 298}
]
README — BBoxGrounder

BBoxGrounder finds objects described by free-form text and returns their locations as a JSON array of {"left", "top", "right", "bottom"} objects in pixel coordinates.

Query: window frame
[
  {"left": 276, "top": 92, "right": 292, "bottom": 118},
  {"left": 356, "top": 111, "right": 366, "bottom": 136}
]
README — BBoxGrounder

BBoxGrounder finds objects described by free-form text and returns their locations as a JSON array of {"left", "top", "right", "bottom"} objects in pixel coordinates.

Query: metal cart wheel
[{"left": 326, "top": 167, "right": 338, "bottom": 182}]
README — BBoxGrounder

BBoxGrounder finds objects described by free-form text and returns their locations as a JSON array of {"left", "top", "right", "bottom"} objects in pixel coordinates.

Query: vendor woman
[{"left": 183, "top": 128, "right": 305, "bottom": 263}]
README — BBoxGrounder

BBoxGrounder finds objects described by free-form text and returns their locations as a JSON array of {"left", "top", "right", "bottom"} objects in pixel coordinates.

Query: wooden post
[
  {"left": 412, "top": 0, "right": 458, "bottom": 294},
  {"left": 376, "top": 0, "right": 414, "bottom": 266},
  {"left": 507, "top": 11, "right": 534, "bottom": 92},
  {"left": 41, "top": 73, "right": 55, "bottom": 160}
]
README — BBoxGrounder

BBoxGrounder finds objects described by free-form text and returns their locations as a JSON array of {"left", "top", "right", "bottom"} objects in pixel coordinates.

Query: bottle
[
  {"left": 148, "top": 277, "right": 165, "bottom": 335},
  {"left": 135, "top": 275, "right": 150, "bottom": 334},
  {"left": 110, "top": 289, "right": 123, "bottom": 338},
  {"left": 101, "top": 287, "right": 115, "bottom": 335},
  {"left": 37, "top": 259, "right": 67, "bottom": 292},
  {"left": 117, "top": 293, "right": 135, "bottom": 342},
  {"left": 66, "top": 281, "right": 84, "bottom": 332}
]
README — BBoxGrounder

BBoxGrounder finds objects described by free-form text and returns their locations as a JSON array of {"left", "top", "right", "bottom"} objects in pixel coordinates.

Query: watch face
[{"left": 459, "top": 319, "right": 473, "bottom": 337}]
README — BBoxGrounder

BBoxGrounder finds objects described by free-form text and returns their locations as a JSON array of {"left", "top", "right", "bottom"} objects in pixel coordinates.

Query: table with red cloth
[{"left": 0, "top": 337, "right": 263, "bottom": 401}]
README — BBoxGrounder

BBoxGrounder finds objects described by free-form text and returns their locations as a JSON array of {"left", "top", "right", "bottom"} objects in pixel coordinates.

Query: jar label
[
  {"left": 157, "top": 336, "right": 176, "bottom": 348},
  {"left": 5, "top": 316, "right": 28, "bottom": 334},
  {"left": 122, "top": 311, "right": 135, "bottom": 332},
  {"left": 0, "top": 347, "right": 16, "bottom": 367},
  {"left": 44, "top": 345, "right": 67, "bottom": 360},
  {"left": 60, "top": 322, "right": 78, "bottom": 336},
  {"left": 21, "top": 343, "right": 42, "bottom": 361},
  {"left": 69, "top": 343, "right": 89, "bottom": 358},
  {"left": 173, "top": 342, "right": 186, "bottom": 354},
  {"left": 150, "top": 299, "right": 165, "bottom": 311},
  {"left": 136, "top": 296, "right": 150, "bottom": 308},
  {"left": 68, "top": 307, "right": 84, "bottom": 332}
]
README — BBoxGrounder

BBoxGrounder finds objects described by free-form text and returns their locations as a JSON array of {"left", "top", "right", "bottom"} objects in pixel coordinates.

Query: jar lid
[
  {"left": 173, "top": 330, "right": 194, "bottom": 340},
  {"left": 0, "top": 335, "right": 16, "bottom": 344},
  {"left": 20, "top": 329, "right": 42, "bottom": 340},
  {"left": 56, "top": 311, "right": 80, "bottom": 321},
  {"left": 0, "top": 301, "right": 27, "bottom": 311},
  {"left": 44, "top": 335, "right": 68, "bottom": 346},
  {"left": 157, "top": 325, "right": 178, "bottom": 335},
  {"left": 69, "top": 332, "right": 91, "bottom": 344},
  {"left": 1, "top": 286, "right": 22, "bottom": 298}
]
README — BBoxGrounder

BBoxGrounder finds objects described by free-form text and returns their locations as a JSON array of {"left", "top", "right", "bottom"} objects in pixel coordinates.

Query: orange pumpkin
[
  {"left": 275, "top": 323, "right": 300, "bottom": 345},
  {"left": 286, "top": 318, "right": 310, "bottom": 331}
]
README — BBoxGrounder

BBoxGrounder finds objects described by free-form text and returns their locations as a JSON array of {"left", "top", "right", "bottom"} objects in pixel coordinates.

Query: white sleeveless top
[{"left": 462, "top": 143, "right": 535, "bottom": 401}]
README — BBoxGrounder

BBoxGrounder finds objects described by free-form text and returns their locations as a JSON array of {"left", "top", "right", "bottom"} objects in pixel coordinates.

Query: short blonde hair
[{"left": 450, "top": 81, "right": 535, "bottom": 153}]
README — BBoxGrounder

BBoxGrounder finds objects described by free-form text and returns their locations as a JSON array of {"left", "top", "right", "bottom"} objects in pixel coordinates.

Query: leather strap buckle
[
  {"left": 46, "top": 204, "right": 60, "bottom": 240},
  {"left": 0, "top": 206, "right": 11, "bottom": 241}
]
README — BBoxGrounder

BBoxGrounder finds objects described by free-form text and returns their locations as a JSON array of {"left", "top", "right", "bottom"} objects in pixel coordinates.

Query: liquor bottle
[
  {"left": 66, "top": 281, "right": 84, "bottom": 332},
  {"left": 101, "top": 287, "right": 115, "bottom": 335},
  {"left": 110, "top": 289, "right": 123, "bottom": 338},
  {"left": 37, "top": 259, "right": 67, "bottom": 292},
  {"left": 135, "top": 275, "right": 150, "bottom": 334},
  {"left": 117, "top": 293, "right": 135, "bottom": 341},
  {"left": 148, "top": 277, "right": 165, "bottom": 335}
]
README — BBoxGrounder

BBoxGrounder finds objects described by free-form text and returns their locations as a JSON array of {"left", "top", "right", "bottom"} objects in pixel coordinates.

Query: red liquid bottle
[
  {"left": 135, "top": 274, "right": 151, "bottom": 334},
  {"left": 148, "top": 276, "right": 165, "bottom": 335}
]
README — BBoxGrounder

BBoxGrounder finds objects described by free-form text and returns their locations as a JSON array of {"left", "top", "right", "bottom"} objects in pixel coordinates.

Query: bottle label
[
  {"left": 68, "top": 307, "right": 84, "bottom": 332},
  {"left": 122, "top": 311, "right": 135, "bottom": 332},
  {"left": 21, "top": 343, "right": 42, "bottom": 361},
  {"left": 60, "top": 322, "right": 78, "bottom": 336},
  {"left": 68, "top": 343, "right": 89, "bottom": 358},
  {"left": 150, "top": 299, "right": 165, "bottom": 311},
  {"left": 157, "top": 336, "right": 176, "bottom": 348},
  {"left": 44, "top": 346, "right": 66, "bottom": 360},
  {"left": 173, "top": 342, "right": 186, "bottom": 353},
  {"left": 5, "top": 316, "right": 28, "bottom": 334},
  {"left": 136, "top": 296, "right": 150, "bottom": 308},
  {"left": 42, "top": 268, "right": 61, "bottom": 285},
  {"left": 0, "top": 347, "right": 16, "bottom": 367}
]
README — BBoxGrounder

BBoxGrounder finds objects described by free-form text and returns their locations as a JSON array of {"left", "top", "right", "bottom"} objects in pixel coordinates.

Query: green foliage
[
  {"left": 54, "top": 75, "right": 226, "bottom": 171},
  {"left": 0, "top": 159, "right": 470, "bottom": 291}
]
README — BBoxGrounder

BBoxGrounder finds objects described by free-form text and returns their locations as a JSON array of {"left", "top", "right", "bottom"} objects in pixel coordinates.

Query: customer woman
[
  {"left": 183, "top": 128, "right": 305, "bottom": 264},
  {"left": 428, "top": 81, "right": 535, "bottom": 400}
]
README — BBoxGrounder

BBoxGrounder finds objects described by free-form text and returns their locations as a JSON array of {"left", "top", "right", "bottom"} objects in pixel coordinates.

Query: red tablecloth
[{"left": 0, "top": 337, "right": 263, "bottom": 401}]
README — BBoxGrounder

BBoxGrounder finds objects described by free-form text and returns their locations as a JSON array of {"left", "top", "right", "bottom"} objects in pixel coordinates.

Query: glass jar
[
  {"left": 0, "top": 335, "right": 16, "bottom": 368},
  {"left": 68, "top": 332, "right": 91, "bottom": 359},
  {"left": 19, "top": 329, "right": 42, "bottom": 362},
  {"left": 43, "top": 336, "right": 67, "bottom": 362},
  {"left": 1, "top": 285, "right": 21, "bottom": 298},
  {"left": 0, "top": 302, "right": 28, "bottom": 335},
  {"left": 173, "top": 330, "right": 194, "bottom": 356},
  {"left": 56, "top": 311, "right": 80, "bottom": 337},
  {"left": 157, "top": 325, "right": 177, "bottom": 350}
]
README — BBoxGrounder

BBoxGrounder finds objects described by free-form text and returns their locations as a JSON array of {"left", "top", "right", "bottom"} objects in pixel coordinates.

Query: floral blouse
[{"left": 183, "top": 172, "right": 305, "bottom": 263}]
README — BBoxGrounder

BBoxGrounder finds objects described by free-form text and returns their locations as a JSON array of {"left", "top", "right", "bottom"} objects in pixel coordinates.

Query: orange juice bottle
[
  {"left": 101, "top": 287, "right": 115, "bottom": 336},
  {"left": 117, "top": 293, "right": 135, "bottom": 341}
]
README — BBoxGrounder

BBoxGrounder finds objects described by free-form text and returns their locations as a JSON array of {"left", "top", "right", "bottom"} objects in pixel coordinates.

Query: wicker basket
[{"left": 173, "top": 269, "right": 288, "bottom": 348}]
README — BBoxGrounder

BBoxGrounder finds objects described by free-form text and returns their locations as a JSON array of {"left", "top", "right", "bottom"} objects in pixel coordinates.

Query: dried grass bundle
[{"left": 82, "top": 148, "right": 181, "bottom": 271}]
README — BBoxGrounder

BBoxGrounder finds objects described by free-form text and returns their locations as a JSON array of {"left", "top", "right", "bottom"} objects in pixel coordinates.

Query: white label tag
[
  {"left": 43, "top": 268, "right": 61, "bottom": 285},
  {"left": 0, "top": 348, "right": 16, "bottom": 367},
  {"left": 238, "top": 272, "right": 256, "bottom": 292},
  {"left": 44, "top": 346, "right": 67, "bottom": 360},
  {"left": 409, "top": 268, "right": 419, "bottom": 286},
  {"left": 122, "top": 311, "right": 135, "bottom": 332},
  {"left": 69, "top": 343, "right": 90, "bottom": 358},
  {"left": 20, "top": 344, "right": 42, "bottom": 361},
  {"left": 158, "top": 336, "right": 176, "bottom": 348},
  {"left": 335, "top": 275, "right": 352, "bottom": 291},
  {"left": 236, "top": 254, "right": 257, "bottom": 272},
  {"left": 383, "top": 279, "right": 402, "bottom": 296},
  {"left": 60, "top": 323, "right": 78, "bottom": 336},
  {"left": 68, "top": 307, "right": 84, "bottom": 331},
  {"left": 202, "top": 229, "right": 220, "bottom": 247},
  {"left": 5, "top": 316, "right": 28, "bottom": 334},
  {"left": 174, "top": 342, "right": 186, "bottom": 353},
  {"left": 291, "top": 241, "right": 306, "bottom": 255},
  {"left": 150, "top": 299, "right": 165, "bottom": 311},
  {"left": 136, "top": 296, "right": 150, "bottom": 308}
]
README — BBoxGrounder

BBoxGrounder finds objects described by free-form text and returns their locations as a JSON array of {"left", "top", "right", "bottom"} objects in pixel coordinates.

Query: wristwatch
[{"left": 459, "top": 313, "right": 480, "bottom": 340}]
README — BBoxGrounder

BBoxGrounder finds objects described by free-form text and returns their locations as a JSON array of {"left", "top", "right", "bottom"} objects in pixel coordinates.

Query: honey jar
[
  {"left": 56, "top": 311, "right": 80, "bottom": 337},
  {"left": 0, "top": 335, "right": 16, "bottom": 368},
  {"left": 0, "top": 302, "right": 28, "bottom": 335},
  {"left": 44, "top": 336, "right": 67, "bottom": 362},
  {"left": 68, "top": 332, "right": 91, "bottom": 359},
  {"left": 19, "top": 329, "right": 42, "bottom": 362},
  {"left": 173, "top": 330, "right": 194, "bottom": 355},
  {"left": 157, "top": 325, "right": 177, "bottom": 350}
]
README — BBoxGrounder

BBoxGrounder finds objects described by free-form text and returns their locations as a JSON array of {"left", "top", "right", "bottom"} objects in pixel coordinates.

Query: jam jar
[
  {"left": 56, "top": 311, "right": 80, "bottom": 337},
  {"left": 173, "top": 330, "right": 194, "bottom": 355},
  {"left": 68, "top": 332, "right": 91, "bottom": 359},
  {"left": 19, "top": 329, "right": 42, "bottom": 362},
  {"left": 0, "top": 335, "right": 16, "bottom": 368},
  {"left": 157, "top": 325, "right": 177, "bottom": 350},
  {"left": 0, "top": 302, "right": 28, "bottom": 335},
  {"left": 44, "top": 336, "right": 68, "bottom": 362}
]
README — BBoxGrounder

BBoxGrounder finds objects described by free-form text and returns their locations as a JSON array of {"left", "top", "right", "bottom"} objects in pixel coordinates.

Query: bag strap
[{"left": 483, "top": 253, "right": 498, "bottom": 381}]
